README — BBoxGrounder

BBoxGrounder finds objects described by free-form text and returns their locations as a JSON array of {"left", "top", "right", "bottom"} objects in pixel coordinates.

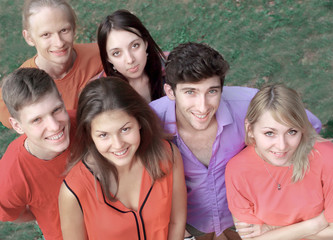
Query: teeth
[
  {"left": 113, "top": 149, "right": 127, "bottom": 156},
  {"left": 47, "top": 131, "right": 64, "bottom": 140},
  {"left": 271, "top": 151, "right": 285, "bottom": 156},
  {"left": 194, "top": 113, "right": 207, "bottom": 119}
]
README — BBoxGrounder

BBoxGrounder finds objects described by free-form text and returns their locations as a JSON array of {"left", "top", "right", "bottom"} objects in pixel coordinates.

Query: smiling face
[
  {"left": 106, "top": 29, "right": 148, "bottom": 81},
  {"left": 247, "top": 110, "right": 303, "bottom": 166},
  {"left": 91, "top": 110, "right": 141, "bottom": 169},
  {"left": 165, "top": 76, "right": 222, "bottom": 131},
  {"left": 23, "top": 6, "right": 75, "bottom": 69},
  {"left": 10, "top": 90, "right": 70, "bottom": 160}
]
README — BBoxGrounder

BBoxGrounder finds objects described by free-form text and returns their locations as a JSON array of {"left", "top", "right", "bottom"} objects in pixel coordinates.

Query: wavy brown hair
[{"left": 68, "top": 77, "right": 172, "bottom": 201}]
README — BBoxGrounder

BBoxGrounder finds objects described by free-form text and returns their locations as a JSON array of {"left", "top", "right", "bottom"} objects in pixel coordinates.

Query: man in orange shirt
[{"left": 0, "top": 0, "right": 102, "bottom": 128}]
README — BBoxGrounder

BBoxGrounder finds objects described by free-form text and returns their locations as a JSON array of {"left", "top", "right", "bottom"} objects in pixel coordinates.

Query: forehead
[
  {"left": 175, "top": 75, "right": 221, "bottom": 91},
  {"left": 18, "top": 90, "right": 63, "bottom": 121},
  {"left": 254, "top": 110, "right": 292, "bottom": 130},
  {"left": 106, "top": 29, "right": 142, "bottom": 49},
  {"left": 27, "top": 6, "right": 73, "bottom": 31},
  {"left": 91, "top": 110, "right": 137, "bottom": 130}
]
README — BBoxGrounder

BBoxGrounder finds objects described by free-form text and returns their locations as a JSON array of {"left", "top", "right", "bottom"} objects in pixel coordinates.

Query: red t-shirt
[{"left": 0, "top": 111, "right": 76, "bottom": 240}]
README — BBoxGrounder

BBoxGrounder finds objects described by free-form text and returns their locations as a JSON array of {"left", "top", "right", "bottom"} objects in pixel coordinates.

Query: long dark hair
[
  {"left": 69, "top": 77, "right": 171, "bottom": 201},
  {"left": 97, "top": 9, "right": 165, "bottom": 100}
]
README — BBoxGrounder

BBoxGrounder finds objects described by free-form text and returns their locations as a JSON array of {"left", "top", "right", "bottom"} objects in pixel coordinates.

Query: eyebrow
[
  {"left": 108, "top": 38, "right": 141, "bottom": 52},
  {"left": 179, "top": 85, "right": 221, "bottom": 91},
  {"left": 94, "top": 121, "right": 131, "bottom": 133}
]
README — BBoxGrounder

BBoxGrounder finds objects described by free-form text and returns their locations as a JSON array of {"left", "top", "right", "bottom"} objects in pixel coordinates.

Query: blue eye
[
  {"left": 264, "top": 131, "right": 274, "bottom": 137},
  {"left": 122, "top": 127, "right": 130, "bottom": 133},
  {"left": 288, "top": 130, "right": 298, "bottom": 135},
  {"left": 99, "top": 133, "right": 107, "bottom": 138}
]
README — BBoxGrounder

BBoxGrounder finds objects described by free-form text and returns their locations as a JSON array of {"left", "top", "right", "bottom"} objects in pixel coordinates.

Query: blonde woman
[{"left": 226, "top": 83, "right": 333, "bottom": 239}]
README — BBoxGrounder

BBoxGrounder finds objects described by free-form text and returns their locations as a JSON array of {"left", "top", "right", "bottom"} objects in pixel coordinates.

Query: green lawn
[{"left": 0, "top": 0, "right": 332, "bottom": 238}]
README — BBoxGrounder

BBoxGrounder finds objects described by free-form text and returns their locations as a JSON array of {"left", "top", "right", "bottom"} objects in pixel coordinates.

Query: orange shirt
[
  {"left": 64, "top": 152, "right": 173, "bottom": 240},
  {"left": 226, "top": 141, "right": 333, "bottom": 226},
  {"left": 0, "top": 43, "right": 102, "bottom": 128}
]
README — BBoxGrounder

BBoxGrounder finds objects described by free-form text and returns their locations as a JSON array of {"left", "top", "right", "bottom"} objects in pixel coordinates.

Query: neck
[
  {"left": 24, "top": 138, "right": 59, "bottom": 160},
  {"left": 35, "top": 50, "right": 76, "bottom": 80}
]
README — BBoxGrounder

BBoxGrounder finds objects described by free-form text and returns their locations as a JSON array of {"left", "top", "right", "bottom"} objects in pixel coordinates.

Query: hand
[{"left": 235, "top": 222, "right": 278, "bottom": 239}]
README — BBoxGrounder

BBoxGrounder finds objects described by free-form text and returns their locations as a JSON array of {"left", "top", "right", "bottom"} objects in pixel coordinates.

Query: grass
[{"left": 0, "top": 0, "right": 333, "bottom": 238}]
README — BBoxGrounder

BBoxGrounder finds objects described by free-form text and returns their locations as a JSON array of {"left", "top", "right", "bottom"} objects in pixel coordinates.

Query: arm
[
  {"left": 58, "top": 182, "right": 87, "bottom": 240},
  {"left": 167, "top": 143, "right": 187, "bottom": 240},
  {"left": 307, "top": 223, "right": 333, "bottom": 240},
  {"left": 233, "top": 213, "right": 328, "bottom": 240}
]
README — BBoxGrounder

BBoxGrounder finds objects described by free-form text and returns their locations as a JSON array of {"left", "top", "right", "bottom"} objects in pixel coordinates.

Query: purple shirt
[{"left": 150, "top": 86, "right": 322, "bottom": 235}]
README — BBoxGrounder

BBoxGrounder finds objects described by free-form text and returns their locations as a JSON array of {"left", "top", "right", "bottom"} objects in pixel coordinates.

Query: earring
[
  {"left": 112, "top": 66, "right": 117, "bottom": 73},
  {"left": 146, "top": 52, "right": 148, "bottom": 57}
]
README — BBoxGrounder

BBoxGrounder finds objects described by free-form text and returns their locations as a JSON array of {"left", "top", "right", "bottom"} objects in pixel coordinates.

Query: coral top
[
  {"left": 64, "top": 156, "right": 173, "bottom": 240},
  {"left": 226, "top": 141, "right": 333, "bottom": 226}
]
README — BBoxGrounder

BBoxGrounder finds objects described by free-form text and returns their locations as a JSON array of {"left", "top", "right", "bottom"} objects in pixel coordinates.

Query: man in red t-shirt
[{"left": 0, "top": 68, "right": 74, "bottom": 240}]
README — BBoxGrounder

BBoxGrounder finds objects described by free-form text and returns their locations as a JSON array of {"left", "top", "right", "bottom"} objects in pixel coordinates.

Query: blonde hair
[
  {"left": 245, "top": 83, "right": 320, "bottom": 182},
  {"left": 22, "top": 0, "right": 76, "bottom": 31}
]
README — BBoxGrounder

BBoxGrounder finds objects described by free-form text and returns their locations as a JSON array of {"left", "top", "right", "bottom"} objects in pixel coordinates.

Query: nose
[
  {"left": 46, "top": 116, "right": 61, "bottom": 132},
  {"left": 196, "top": 94, "right": 208, "bottom": 113},
  {"left": 125, "top": 50, "right": 135, "bottom": 64},
  {"left": 111, "top": 135, "right": 124, "bottom": 149},
  {"left": 53, "top": 33, "right": 65, "bottom": 48},
  {"left": 276, "top": 135, "right": 287, "bottom": 150}
]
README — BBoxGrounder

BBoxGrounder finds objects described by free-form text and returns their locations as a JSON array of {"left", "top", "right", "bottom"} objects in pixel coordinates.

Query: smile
[
  {"left": 46, "top": 131, "right": 64, "bottom": 140},
  {"left": 113, "top": 148, "right": 128, "bottom": 156},
  {"left": 192, "top": 113, "right": 208, "bottom": 119},
  {"left": 270, "top": 151, "right": 287, "bottom": 158},
  {"left": 51, "top": 49, "right": 68, "bottom": 56}
]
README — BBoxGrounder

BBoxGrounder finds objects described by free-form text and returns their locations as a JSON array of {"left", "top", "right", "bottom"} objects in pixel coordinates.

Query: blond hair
[
  {"left": 245, "top": 83, "right": 320, "bottom": 182},
  {"left": 22, "top": 0, "right": 76, "bottom": 31}
]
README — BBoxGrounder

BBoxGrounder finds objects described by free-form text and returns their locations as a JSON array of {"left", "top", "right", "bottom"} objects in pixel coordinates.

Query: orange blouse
[{"left": 64, "top": 155, "right": 173, "bottom": 240}]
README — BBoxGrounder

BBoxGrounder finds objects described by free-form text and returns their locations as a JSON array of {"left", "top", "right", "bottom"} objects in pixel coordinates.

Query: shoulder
[
  {"left": 19, "top": 56, "right": 37, "bottom": 68},
  {"left": 149, "top": 96, "right": 174, "bottom": 117},
  {"left": 74, "top": 43, "right": 99, "bottom": 53},
  {"left": 226, "top": 146, "right": 256, "bottom": 173},
  {"left": 1, "top": 135, "right": 25, "bottom": 164},
  {"left": 222, "top": 86, "right": 258, "bottom": 101},
  {"left": 312, "top": 141, "right": 333, "bottom": 164},
  {"left": 150, "top": 96, "right": 173, "bottom": 109}
]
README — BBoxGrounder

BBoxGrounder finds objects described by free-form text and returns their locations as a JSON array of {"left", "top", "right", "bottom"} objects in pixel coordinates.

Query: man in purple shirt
[{"left": 149, "top": 42, "right": 322, "bottom": 240}]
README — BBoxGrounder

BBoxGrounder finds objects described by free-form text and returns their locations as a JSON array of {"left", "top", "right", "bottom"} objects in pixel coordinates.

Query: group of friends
[{"left": 0, "top": 0, "right": 332, "bottom": 240}]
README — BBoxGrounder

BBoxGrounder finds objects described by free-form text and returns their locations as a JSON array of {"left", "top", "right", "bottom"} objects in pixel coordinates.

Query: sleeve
[
  {"left": 0, "top": 146, "right": 29, "bottom": 221},
  {"left": 319, "top": 142, "right": 333, "bottom": 222},
  {"left": 225, "top": 161, "right": 264, "bottom": 224},
  {"left": 0, "top": 177, "right": 27, "bottom": 221},
  {"left": 305, "top": 109, "right": 322, "bottom": 133}
]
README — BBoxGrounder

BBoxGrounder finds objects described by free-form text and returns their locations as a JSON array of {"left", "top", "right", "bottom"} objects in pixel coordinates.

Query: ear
[
  {"left": 245, "top": 119, "right": 254, "bottom": 138},
  {"left": 22, "top": 30, "right": 35, "bottom": 47},
  {"left": 9, "top": 117, "right": 25, "bottom": 135},
  {"left": 164, "top": 84, "right": 176, "bottom": 100}
]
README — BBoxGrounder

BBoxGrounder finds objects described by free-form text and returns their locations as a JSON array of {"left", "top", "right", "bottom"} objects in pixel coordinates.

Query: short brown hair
[
  {"left": 2, "top": 68, "right": 60, "bottom": 120},
  {"left": 165, "top": 42, "right": 229, "bottom": 90}
]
